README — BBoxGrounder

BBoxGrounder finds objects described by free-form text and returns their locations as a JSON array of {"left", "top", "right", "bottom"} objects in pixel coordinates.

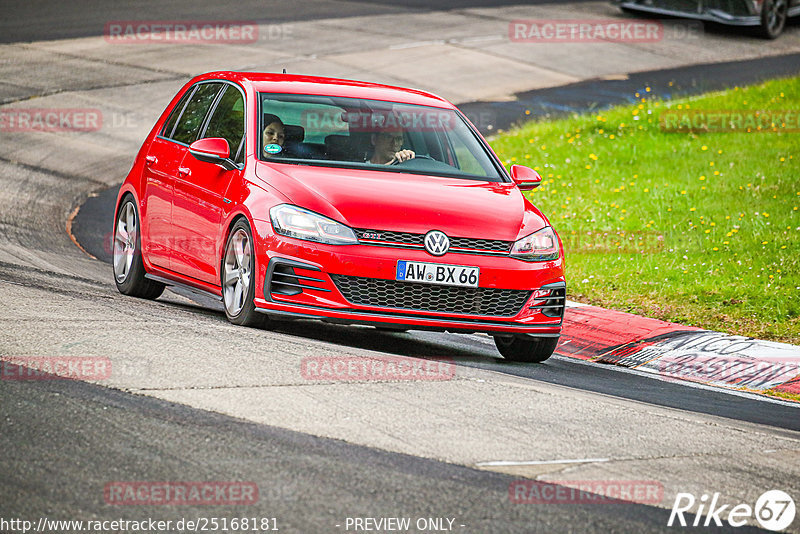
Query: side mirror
[
  {"left": 510, "top": 165, "right": 542, "bottom": 191},
  {"left": 189, "top": 138, "right": 237, "bottom": 171}
]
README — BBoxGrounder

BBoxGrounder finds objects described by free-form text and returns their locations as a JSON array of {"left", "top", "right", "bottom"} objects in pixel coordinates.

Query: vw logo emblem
[{"left": 424, "top": 230, "right": 450, "bottom": 256}]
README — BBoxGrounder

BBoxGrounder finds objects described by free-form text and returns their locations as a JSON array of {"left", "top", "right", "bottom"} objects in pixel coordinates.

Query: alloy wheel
[
  {"left": 113, "top": 202, "right": 137, "bottom": 283},
  {"left": 223, "top": 228, "right": 251, "bottom": 317}
]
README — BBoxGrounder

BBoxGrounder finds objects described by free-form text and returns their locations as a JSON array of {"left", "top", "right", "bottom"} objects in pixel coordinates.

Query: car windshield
[{"left": 258, "top": 93, "right": 504, "bottom": 181}]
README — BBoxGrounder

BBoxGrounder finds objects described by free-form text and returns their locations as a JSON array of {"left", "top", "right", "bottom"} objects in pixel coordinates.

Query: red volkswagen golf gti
[{"left": 113, "top": 72, "right": 565, "bottom": 362}]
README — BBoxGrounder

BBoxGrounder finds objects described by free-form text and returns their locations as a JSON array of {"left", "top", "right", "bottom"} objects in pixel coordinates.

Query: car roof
[{"left": 191, "top": 71, "right": 456, "bottom": 109}]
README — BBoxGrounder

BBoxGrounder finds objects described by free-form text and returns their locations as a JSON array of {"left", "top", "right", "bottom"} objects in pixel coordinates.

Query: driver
[
  {"left": 368, "top": 125, "right": 415, "bottom": 165},
  {"left": 262, "top": 114, "right": 285, "bottom": 157}
]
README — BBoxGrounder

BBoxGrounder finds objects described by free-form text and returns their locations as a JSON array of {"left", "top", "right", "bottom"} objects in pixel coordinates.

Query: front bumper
[
  {"left": 251, "top": 224, "right": 565, "bottom": 337},
  {"left": 615, "top": 0, "right": 764, "bottom": 26}
]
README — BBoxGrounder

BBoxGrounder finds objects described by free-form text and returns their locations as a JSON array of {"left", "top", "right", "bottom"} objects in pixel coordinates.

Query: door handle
[
  {"left": 145, "top": 155, "right": 157, "bottom": 166},
  {"left": 177, "top": 167, "right": 191, "bottom": 177}
]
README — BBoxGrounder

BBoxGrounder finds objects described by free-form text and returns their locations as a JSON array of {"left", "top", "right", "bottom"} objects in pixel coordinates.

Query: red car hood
[{"left": 255, "top": 162, "right": 548, "bottom": 241}]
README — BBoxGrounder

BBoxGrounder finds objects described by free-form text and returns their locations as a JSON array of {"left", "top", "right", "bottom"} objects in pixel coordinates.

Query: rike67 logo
[{"left": 668, "top": 490, "right": 795, "bottom": 531}]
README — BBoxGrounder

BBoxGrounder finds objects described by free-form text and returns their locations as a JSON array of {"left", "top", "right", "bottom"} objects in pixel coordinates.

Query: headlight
[
  {"left": 270, "top": 204, "right": 358, "bottom": 245},
  {"left": 510, "top": 227, "right": 559, "bottom": 262}
]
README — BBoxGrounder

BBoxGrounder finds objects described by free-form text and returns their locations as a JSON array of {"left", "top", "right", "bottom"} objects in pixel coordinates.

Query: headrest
[{"left": 284, "top": 124, "right": 304, "bottom": 143}]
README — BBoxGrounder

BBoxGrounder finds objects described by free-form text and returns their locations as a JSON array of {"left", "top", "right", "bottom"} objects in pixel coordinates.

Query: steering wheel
[{"left": 390, "top": 154, "right": 434, "bottom": 165}]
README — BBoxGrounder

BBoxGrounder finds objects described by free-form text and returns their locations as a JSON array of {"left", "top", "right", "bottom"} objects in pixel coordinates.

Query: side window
[
  {"left": 161, "top": 86, "right": 195, "bottom": 139},
  {"left": 202, "top": 85, "right": 245, "bottom": 163},
  {"left": 171, "top": 82, "right": 223, "bottom": 145}
]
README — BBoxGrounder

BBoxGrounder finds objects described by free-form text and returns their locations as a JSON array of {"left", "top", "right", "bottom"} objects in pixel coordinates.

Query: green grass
[
  {"left": 490, "top": 76, "right": 800, "bottom": 344},
  {"left": 763, "top": 389, "right": 800, "bottom": 403}
]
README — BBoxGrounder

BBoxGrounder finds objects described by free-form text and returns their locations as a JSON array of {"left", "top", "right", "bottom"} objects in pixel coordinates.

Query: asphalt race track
[{"left": 2, "top": 1, "right": 800, "bottom": 533}]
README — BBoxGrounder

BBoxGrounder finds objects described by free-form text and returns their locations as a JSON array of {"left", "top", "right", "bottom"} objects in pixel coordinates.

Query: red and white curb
[{"left": 557, "top": 301, "right": 800, "bottom": 397}]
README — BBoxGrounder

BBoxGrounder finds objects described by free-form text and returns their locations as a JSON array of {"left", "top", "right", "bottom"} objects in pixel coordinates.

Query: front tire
[
  {"left": 494, "top": 335, "right": 558, "bottom": 363},
  {"left": 758, "top": 0, "right": 788, "bottom": 38},
  {"left": 221, "top": 219, "right": 266, "bottom": 328},
  {"left": 113, "top": 196, "right": 165, "bottom": 299}
]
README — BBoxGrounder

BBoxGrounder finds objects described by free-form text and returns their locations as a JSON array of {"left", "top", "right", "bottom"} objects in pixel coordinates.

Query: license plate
[{"left": 396, "top": 260, "right": 479, "bottom": 288}]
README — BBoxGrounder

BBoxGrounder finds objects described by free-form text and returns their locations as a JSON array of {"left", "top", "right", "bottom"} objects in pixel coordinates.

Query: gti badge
[{"left": 424, "top": 230, "right": 450, "bottom": 256}]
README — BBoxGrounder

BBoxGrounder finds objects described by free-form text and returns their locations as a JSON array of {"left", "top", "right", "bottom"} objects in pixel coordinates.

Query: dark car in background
[{"left": 615, "top": 0, "right": 799, "bottom": 38}]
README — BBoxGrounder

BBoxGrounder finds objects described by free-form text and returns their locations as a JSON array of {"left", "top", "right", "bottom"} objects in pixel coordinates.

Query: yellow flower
[
  {"left": 589, "top": 153, "right": 598, "bottom": 160},
  {"left": 712, "top": 247, "right": 718, "bottom": 251},
  {"left": 644, "top": 188, "right": 649, "bottom": 192},
  {"left": 699, "top": 176, "right": 706, "bottom": 180},
  {"left": 681, "top": 190, "right": 687, "bottom": 195},
  {"left": 701, "top": 146, "right": 708, "bottom": 151},
  {"left": 609, "top": 134, "right": 615, "bottom": 139}
]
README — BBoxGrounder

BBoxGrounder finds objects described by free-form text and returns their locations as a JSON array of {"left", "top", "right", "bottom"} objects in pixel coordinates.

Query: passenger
[
  {"left": 368, "top": 126, "right": 415, "bottom": 165},
  {"left": 262, "top": 114, "right": 285, "bottom": 157}
]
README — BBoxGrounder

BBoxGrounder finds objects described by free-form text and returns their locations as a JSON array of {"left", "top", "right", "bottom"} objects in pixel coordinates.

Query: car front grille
[
  {"left": 330, "top": 274, "right": 531, "bottom": 317},
  {"left": 355, "top": 229, "right": 512, "bottom": 255}
]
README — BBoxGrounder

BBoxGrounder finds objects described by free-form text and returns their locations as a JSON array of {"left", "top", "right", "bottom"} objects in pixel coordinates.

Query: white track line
[{"left": 476, "top": 458, "right": 610, "bottom": 467}]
